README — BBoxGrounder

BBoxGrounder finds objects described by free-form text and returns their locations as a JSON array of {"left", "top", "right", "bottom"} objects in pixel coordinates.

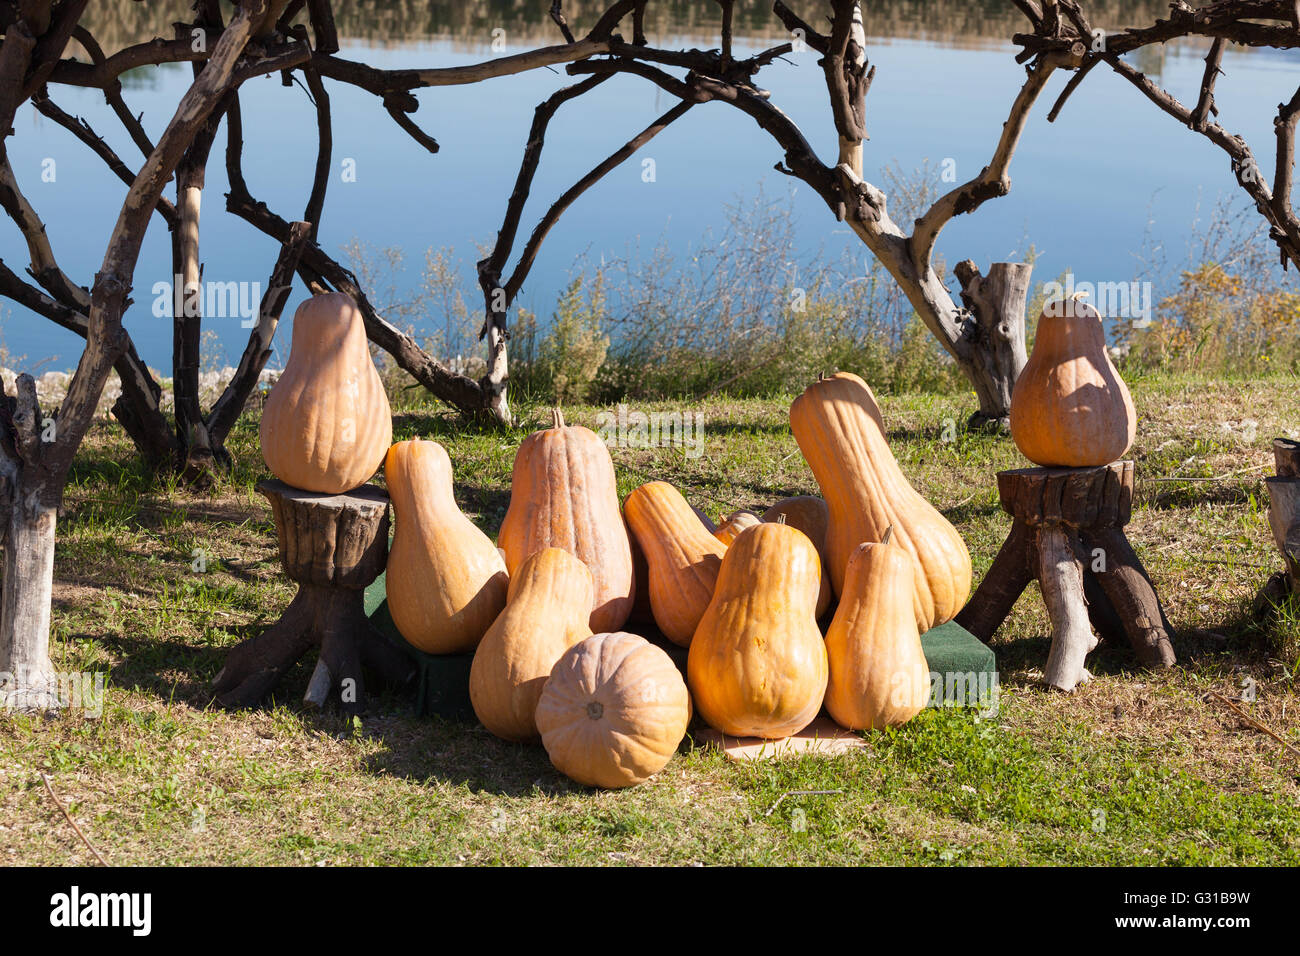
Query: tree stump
[
  {"left": 212, "top": 479, "right": 413, "bottom": 714},
  {"left": 955, "top": 462, "right": 1176, "bottom": 692}
]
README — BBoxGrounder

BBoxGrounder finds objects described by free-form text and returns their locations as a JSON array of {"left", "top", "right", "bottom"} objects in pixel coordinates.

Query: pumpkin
[
  {"left": 628, "top": 503, "right": 715, "bottom": 627},
  {"left": 790, "top": 372, "right": 970, "bottom": 631},
  {"left": 1010, "top": 295, "right": 1136, "bottom": 467},
  {"left": 498, "top": 408, "right": 634, "bottom": 632},
  {"left": 384, "top": 438, "right": 509, "bottom": 654},
  {"left": 469, "top": 548, "right": 594, "bottom": 741},
  {"left": 762, "top": 497, "right": 833, "bottom": 619},
  {"left": 536, "top": 632, "right": 691, "bottom": 788},
  {"left": 713, "top": 510, "right": 761, "bottom": 547},
  {"left": 623, "top": 481, "right": 727, "bottom": 647},
  {"left": 824, "top": 530, "right": 932, "bottom": 730},
  {"left": 688, "top": 522, "right": 827, "bottom": 739},
  {"left": 260, "top": 292, "right": 392, "bottom": 493}
]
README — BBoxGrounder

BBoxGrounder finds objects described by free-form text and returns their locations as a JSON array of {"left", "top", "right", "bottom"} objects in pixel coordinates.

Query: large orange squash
[
  {"left": 623, "top": 481, "right": 727, "bottom": 647},
  {"left": 536, "top": 632, "right": 691, "bottom": 788},
  {"left": 469, "top": 548, "right": 594, "bottom": 742},
  {"left": 384, "top": 438, "right": 508, "bottom": 654},
  {"left": 498, "top": 409, "right": 634, "bottom": 632},
  {"left": 260, "top": 292, "right": 392, "bottom": 493},
  {"left": 1010, "top": 296, "right": 1136, "bottom": 467},
  {"left": 824, "top": 532, "right": 932, "bottom": 731},
  {"left": 688, "top": 522, "right": 827, "bottom": 739},
  {"left": 790, "top": 372, "right": 970, "bottom": 631}
]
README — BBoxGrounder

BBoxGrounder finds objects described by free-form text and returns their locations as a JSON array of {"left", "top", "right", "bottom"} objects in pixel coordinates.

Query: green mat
[{"left": 364, "top": 573, "right": 998, "bottom": 721}]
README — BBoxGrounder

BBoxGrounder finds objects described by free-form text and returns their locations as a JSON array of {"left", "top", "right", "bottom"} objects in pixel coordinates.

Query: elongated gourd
[
  {"left": 260, "top": 292, "right": 392, "bottom": 493},
  {"left": 688, "top": 522, "right": 827, "bottom": 739},
  {"left": 498, "top": 409, "right": 635, "bottom": 632},
  {"left": 623, "top": 482, "right": 727, "bottom": 647},
  {"left": 1010, "top": 296, "right": 1136, "bottom": 467},
  {"left": 469, "top": 548, "right": 594, "bottom": 742},
  {"left": 790, "top": 372, "right": 970, "bottom": 631},
  {"left": 384, "top": 438, "right": 508, "bottom": 654},
  {"left": 536, "top": 632, "right": 691, "bottom": 788},
  {"left": 824, "top": 531, "right": 932, "bottom": 731}
]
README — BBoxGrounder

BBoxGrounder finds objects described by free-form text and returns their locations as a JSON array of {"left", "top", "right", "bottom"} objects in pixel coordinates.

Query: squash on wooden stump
[
  {"left": 498, "top": 408, "right": 635, "bottom": 632},
  {"left": 824, "top": 530, "right": 932, "bottom": 731},
  {"left": 790, "top": 371, "right": 971, "bottom": 632},
  {"left": 259, "top": 292, "right": 392, "bottom": 493},
  {"left": 536, "top": 632, "right": 691, "bottom": 788},
  {"left": 469, "top": 548, "right": 594, "bottom": 742},
  {"left": 1010, "top": 295, "right": 1136, "bottom": 467},
  {"left": 623, "top": 481, "right": 727, "bottom": 647},
  {"left": 688, "top": 522, "right": 827, "bottom": 739},
  {"left": 384, "top": 438, "right": 509, "bottom": 654}
]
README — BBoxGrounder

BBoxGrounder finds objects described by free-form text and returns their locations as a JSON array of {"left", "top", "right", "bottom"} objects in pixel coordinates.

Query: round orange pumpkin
[{"left": 536, "top": 632, "right": 691, "bottom": 788}]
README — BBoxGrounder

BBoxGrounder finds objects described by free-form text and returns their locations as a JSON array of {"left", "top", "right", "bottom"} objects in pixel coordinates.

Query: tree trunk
[
  {"left": 954, "top": 260, "right": 1032, "bottom": 430},
  {"left": 0, "top": 471, "right": 59, "bottom": 712}
]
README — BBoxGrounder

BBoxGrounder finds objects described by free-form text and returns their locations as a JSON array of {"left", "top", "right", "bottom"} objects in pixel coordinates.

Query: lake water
[{"left": 2, "top": 2, "right": 1297, "bottom": 372}]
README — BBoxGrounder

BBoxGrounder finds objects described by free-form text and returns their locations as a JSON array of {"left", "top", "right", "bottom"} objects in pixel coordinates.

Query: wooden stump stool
[
  {"left": 213, "top": 479, "right": 414, "bottom": 714},
  {"left": 955, "top": 462, "right": 1176, "bottom": 692}
]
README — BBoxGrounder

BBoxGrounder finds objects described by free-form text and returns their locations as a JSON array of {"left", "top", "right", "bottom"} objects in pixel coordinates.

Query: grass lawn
[{"left": 3, "top": 370, "right": 1300, "bottom": 865}]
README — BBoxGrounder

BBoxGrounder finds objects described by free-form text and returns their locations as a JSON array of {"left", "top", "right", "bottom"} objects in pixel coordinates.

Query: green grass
[{"left": 3, "top": 371, "right": 1300, "bottom": 866}]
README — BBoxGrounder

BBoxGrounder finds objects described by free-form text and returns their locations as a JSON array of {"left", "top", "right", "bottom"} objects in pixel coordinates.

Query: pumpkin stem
[
  {"left": 881, "top": 525, "right": 894, "bottom": 545},
  {"left": 586, "top": 701, "right": 604, "bottom": 720},
  {"left": 551, "top": 407, "right": 565, "bottom": 430}
]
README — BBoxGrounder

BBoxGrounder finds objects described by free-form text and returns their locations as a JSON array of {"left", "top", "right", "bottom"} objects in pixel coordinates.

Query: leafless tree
[
  {"left": 0, "top": 0, "right": 311, "bottom": 710},
  {"left": 501, "top": 0, "right": 1081, "bottom": 426},
  {"left": 1012, "top": 0, "right": 1299, "bottom": 272}
]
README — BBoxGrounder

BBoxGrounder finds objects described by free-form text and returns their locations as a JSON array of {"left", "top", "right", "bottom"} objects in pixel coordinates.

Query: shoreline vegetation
[
  {"left": 7, "top": 189, "right": 1291, "bottom": 415},
  {"left": 81, "top": 1, "right": 1236, "bottom": 53}
]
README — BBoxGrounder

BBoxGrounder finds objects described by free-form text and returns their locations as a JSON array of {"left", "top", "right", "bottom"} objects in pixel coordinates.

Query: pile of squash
[{"left": 260, "top": 294, "right": 973, "bottom": 790}]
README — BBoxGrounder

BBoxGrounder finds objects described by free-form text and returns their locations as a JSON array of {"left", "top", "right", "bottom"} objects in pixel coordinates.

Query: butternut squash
[
  {"left": 498, "top": 409, "right": 634, "bottom": 632},
  {"left": 623, "top": 481, "right": 726, "bottom": 647},
  {"left": 790, "top": 372, "right": 970, "bottom": 631},
  {"left": 260, "top": 292, "right": 391, "bottom": 493},
  {"left": 384, "top": 438, "right": 508, "bottom": 654},
  {"left": 824, "top": 531, "right": 932, "bottom": 730},
  {"left": 469, "top": 548, "right": 594, "bottom": 741},
  {"left": 688, "top": 522, "right": 827, "bottom": 738}
]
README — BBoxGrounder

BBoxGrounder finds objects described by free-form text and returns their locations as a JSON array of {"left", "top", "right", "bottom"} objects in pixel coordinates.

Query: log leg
[
  {"left": 213, "top": 590, "right": 315, "bottom": 708},
  {"left": 1037, "top": 525, "right": 1097, "bottom": 693},
  {"left": 955, "top": 518, "right": 1035, "bottom": 641},
  {"left": 1081, "top": 564, "right": 1128, "bottom": 647},
  {"left": 1089, "top": 528, "right": 1176, "bottom": 668},
  {"left": 304, "top": 588, "right": 367, "bottom": 715}
]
